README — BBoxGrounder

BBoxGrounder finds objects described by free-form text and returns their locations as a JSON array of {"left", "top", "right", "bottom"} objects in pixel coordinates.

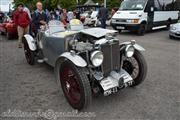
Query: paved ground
[{"left": 0, "top": 29, "right": 180, "bottom": 120}]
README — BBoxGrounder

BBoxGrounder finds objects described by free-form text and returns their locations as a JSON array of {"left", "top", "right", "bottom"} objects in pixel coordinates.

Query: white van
[{"left": 111, "top": 0, "right": 180, "bottom": 35}]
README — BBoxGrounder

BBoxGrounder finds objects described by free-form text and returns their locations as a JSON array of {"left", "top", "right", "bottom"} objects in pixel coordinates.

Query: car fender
[
  {"left": 24, "top": 34, "right": 37, "bottom": 51},
  {"left": 120, "top": 41, "right": 145, "bottom": 51},
  {"left": 54, "top": 52, "right": 86, "bottom": 88},
  {"left": 56, "top": 52, "right": 87, "bottom": 68}
]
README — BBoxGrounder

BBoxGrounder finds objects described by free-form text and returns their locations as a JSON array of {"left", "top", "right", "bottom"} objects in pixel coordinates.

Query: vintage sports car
[
  {"left": 0, "top": 16, "right": 17, "bottom": 39},
  {"left": 23, "top": 19, "right": 147, "bottom": 110}
]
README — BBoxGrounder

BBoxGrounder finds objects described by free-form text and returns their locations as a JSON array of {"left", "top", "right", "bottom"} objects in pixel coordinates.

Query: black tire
[
  {"left": 23, "top": 39, "right": 35, "bottom": 65},
  {"left": 122, "top": 50, "right": 147, "bottom": 86},
  {"left": 169, "top": 35, "right": 174, "bottom": 39},
  {"left": 0, "top": 31, "right": 3, "bottom": 35},
  {"left": 6, "top": 32, "right": 11, "bottom": 40},
  {"left": 59, "top": 60, "right": 92, "bottom": 110},
  {"left": 137, "top": 24, "right": 146, "bottom": 36}
]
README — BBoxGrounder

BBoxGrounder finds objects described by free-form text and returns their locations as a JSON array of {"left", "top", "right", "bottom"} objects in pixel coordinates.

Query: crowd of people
[{"left": 0, "top": 1, "right": 109, "bottom": 48}]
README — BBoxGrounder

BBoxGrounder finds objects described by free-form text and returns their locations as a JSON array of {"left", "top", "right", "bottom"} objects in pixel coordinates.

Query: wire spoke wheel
[
  {"left": 122, "top": 50, "right": 147, "bottom": 86},
  {"left": 59, "top": 60, "right": 92, "bottom": 110}
]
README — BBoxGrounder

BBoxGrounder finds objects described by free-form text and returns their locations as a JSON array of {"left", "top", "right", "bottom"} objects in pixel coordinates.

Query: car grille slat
[{"left": 101, "top": 42, "right": 120, "bottom": 77}]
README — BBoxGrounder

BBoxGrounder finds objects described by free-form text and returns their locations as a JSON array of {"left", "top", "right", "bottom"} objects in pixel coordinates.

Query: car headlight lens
[
  {"left": 126, "top": 19, "right": 133, "bottom": 23},
  {"left": 171, "top": 26, "right": 176, "bottom": 30},
  {"left": 91, "top": 51, "right": 104, "bottom": 67},
  {"left": 125, "top": 46, "right": 135, "bottom": 58},
  {"left": 126, "top": 19, "right": 139, "bottom": 23}
]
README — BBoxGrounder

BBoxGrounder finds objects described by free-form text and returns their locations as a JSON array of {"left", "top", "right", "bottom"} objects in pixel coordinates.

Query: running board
[{"left": 152, "top": 25, "right": 167, "bottom": 30}]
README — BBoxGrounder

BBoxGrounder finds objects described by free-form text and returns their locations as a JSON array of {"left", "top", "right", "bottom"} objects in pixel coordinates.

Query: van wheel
[{"left": 138, "top": 24, "right": 145, "bottom": 36}]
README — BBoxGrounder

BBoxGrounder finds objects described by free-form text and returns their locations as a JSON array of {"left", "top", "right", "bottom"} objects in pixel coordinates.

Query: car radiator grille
[{"left": 101, "top": 42, "right": 120, "bottom": 77}]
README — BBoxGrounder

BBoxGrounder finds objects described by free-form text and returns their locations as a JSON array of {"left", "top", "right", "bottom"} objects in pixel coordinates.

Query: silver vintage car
[{"left": 23, "top": 19, "right": 147, "bottom": 110}]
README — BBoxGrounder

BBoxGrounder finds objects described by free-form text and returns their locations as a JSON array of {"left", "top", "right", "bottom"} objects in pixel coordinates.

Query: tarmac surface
[{"left": 0, "top": 29, "right": 180, "bottom": 120}]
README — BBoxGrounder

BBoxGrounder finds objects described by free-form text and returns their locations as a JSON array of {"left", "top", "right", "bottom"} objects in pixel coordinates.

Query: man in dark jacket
[
  {"left": 32, "top": 2, "right": 48, "bottom": 36},
  {"left": 98, "top": 6, "right": 108, "bottom": 29},
  {"left": 0, "top": 12, "right": 5, "bottom": 23},
  {"left": 14, "top": 3, "right": 30, "bottom": 48}
]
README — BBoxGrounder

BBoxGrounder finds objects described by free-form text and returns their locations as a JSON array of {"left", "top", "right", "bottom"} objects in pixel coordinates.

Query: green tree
[{"left": 13, "top": 0, "right": 122, "bottom": 11}]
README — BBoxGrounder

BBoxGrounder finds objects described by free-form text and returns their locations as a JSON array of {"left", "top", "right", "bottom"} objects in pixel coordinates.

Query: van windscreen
[{"left": 119, "top": 0, "right": 148, "bottom": 10}]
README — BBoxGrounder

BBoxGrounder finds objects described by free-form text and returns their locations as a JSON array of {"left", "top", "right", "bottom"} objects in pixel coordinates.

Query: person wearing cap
[
  {"left": 13, "top": 3, "right": 30, "bottom": 48},
  {"left": 32, "top": 2, "right": 48, "bottom": 36}
]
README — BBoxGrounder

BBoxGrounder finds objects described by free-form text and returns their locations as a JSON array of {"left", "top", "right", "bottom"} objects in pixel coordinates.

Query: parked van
[{"left": 111, "top": 0, "right": 180, "bottom": 35}]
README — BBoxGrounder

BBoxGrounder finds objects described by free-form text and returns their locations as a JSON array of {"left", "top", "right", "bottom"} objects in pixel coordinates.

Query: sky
[{"left": 0, "top": 0, "right": 14, "bottom": 12}]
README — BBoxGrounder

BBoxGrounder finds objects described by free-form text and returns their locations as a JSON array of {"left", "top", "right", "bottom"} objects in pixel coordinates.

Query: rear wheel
[
  {"left": 6, "top": 32, "right": 11, "bottom": 40},
  {"left": 59, "top": 60, "right": 92, "bottom": 110},
  {"left": 23, "top": 39, "right": 35, "bottom": 65},
  {"left": 122, "top": 50, "right": 147, "bottom": 86},
  {"left": 0, "top": 30, "right": 3, "bottom": 35}
]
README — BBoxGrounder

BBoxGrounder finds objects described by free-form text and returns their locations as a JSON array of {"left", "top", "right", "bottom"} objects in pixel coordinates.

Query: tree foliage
[{"left": 13, "top": 0, "right": 122, "bottom": 11}]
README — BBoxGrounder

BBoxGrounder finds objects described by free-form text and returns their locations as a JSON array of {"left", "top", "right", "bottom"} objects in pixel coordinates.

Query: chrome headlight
[
  {"left": 126, "top": 19, "right": 134, "bottom": 23},
  {"left": 90, "top": 51, "right": 104, "bottom": 67},
  {"left": 126, "top": 19, "right": 139, "bottom": 23},
  {"left": 125, "top": 46, "right": 135, "bottom": 58},
  {"left": 171, "top": 26, "right": 176, "bottom": 30}
]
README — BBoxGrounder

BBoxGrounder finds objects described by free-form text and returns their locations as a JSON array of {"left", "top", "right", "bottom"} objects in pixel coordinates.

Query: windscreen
[
  {"left": 119, "top": 0, "right": 148, "bottom": 10},
  {"left": 48, "top": 20, "right": 65, "bottom": 34}
]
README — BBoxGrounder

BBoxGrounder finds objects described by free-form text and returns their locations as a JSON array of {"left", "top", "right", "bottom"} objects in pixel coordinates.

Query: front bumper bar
[{"left": 100, "top": 69, "right": 134, "bottom": 96}]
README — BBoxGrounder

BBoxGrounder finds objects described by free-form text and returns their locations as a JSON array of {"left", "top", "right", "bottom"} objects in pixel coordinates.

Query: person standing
[
  {"left": 98, "top": 6, "right": 108, "bottom": 29},
  {"left": 13, "top": 3, "right": 30, "bottom": 48},
  {"left": 0, "top": 12, "right": 5, "bottom": 23},
  {"left": 67, "top": 11, "right": 74, "bottom": 22},
  {"left": 62, "top": 9, "right": 68, "bottom": 23},
  {"left": 32, "top": 2, "right": 48, "bottom": 36}
]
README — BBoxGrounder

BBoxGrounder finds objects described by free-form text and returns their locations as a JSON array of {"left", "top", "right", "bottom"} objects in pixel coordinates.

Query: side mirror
[{"left": 151, "top": 7, "right": 154, "bottom": 12}]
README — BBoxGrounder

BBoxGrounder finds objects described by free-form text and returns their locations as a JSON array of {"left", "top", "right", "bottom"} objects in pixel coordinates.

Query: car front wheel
[
  {"left": 59, "top": 60, "right": 92, "bottom": 110},
  {"left": 137, "top": 24, "right": 146, "bottom": 36},
  {"left": 122, "top": 50, "right": 147, "bottom": 86}
]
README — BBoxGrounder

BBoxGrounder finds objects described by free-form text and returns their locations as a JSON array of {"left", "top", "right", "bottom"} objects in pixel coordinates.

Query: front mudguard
[
  {"left": 24, "top": 34, "right": 37, "bottom": 51},
  {"left": 54, "top": 52, "right": 87, "bottom": 87},
  {"left": 120, "top": 40, "right": 145, "bottom": 52}
]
